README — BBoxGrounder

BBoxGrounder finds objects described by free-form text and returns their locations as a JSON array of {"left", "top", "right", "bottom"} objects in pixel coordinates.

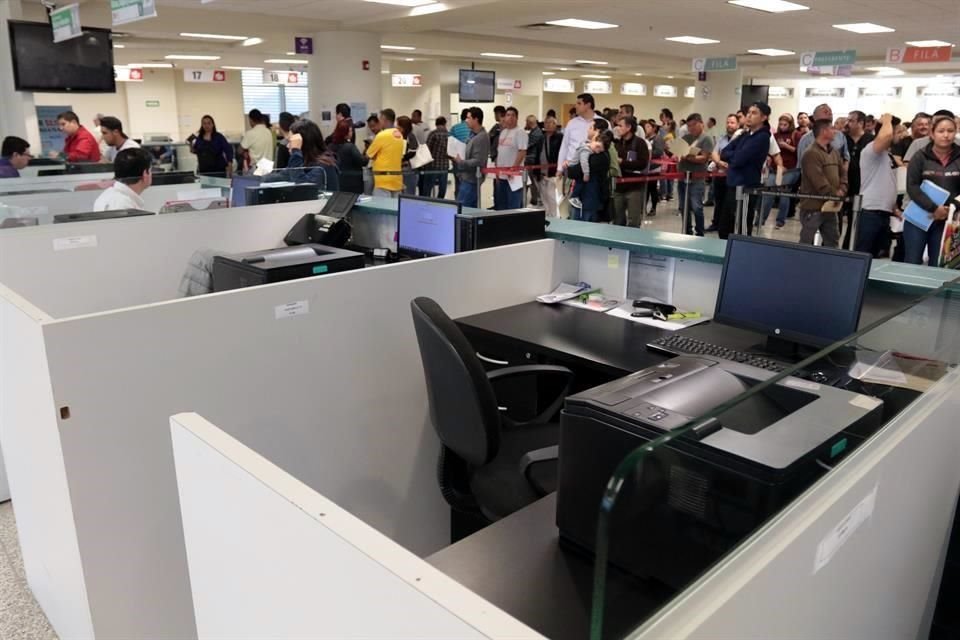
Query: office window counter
[{"left": 433, "top": 282, "right": 960, "bottom": 640}]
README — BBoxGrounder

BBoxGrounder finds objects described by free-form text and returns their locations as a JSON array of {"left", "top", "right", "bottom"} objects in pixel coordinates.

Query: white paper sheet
[{"left": 446, "top": 137, "right": 466, "bottom": 160}]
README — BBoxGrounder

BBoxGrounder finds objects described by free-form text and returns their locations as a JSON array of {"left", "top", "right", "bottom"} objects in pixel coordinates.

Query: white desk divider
[
  {"left": 631, "top": 368, "right": 960, "bottom": 640},
  {"left": 0, "top": 225, "right": 578, "bottom": 639},
  {"left": 171, "top": 412, "right": 545, "bottom": 640},
  {"left": 0, "top": 172, "right": 114, "bottom": 193},
  {"left": 0, "top": 183, "right": 206, "bottom": 221}
]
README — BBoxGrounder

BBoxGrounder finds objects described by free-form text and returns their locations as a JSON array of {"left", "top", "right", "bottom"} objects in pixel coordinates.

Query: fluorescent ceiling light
[
  {"left": 634, "top": 72, "right": 643, "bottom": 76},
  {"left": 241, "top": 37, "right": 263, "bottom": 47},
  {"left": 581, "top": 74, "right": 611, "bottom": 79},
  {"left": 410, "top": 2, "right": 447, "bottom": 16},
  {"left": 165, "top": 54, "right": 221, "bottom": 60},
  {"left": 546, "top": 18, "right": 618, "bottom": 30},
  {"left": 113, "top": 44, "right": 125, "bottom": 48},
  {"left": 179, "top": 32, "right": 248, "bottom": 41},
  {"left": 265, "top": 58, "right": 308, "bottom": 64},
  {"left": 222, "top": 66, "right": 263, "bottom": 70},
  {"left": 866, "top": 66, "right": 905, "bottom": 75},
  {"left": 559, "top": 67, "right": 569, "bottom": 71},
  {"left": 542, "top": 71, "right": 555, "bottom": 75},
  {"left": 665, "top": 35, "right": 720, "bottom": 45},
  {"left": 727, "top": 0, "right": 809, "bottom": 13},
  {"left": 833, "top": 23, "right": 895, "bottom": 34},
  {"left": 381, "top": 45, "right": 416, "bottom": 50},
  {"left": 286, "top": 51, "right": 296, "bottom": 55},
  {"left": 748, "top": 48, "right": 795, "bottom": 56},
  {"left": 576, "top": 59, "right": 607, "bottom": 65},
  {"left": 906, "top": 40, "right": 953, "bottom": 47},
  {"left": 667, "top": 75, "right": 675, "bottom": 79},
  {"left": 128, "top": 63, "right": 173, "bottom": 68},
  {"left": 404, "top": 58, "right": 415, "bottom": 61},
  {"left": 362, "top": 0, "right": 435, "bottom": 6},
  {"left": 482, "top": 52, "right": 523, "bottom": 58}
]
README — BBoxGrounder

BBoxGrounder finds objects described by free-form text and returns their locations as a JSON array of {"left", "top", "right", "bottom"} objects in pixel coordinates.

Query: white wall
[{"left": 175, "top": 71, "right": 245, "bottom": 140}]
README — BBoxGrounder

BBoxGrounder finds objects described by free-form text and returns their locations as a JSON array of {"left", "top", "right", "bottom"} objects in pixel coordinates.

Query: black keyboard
[{"left": 648, "top": 334, "right": 787, "bottom": 372}]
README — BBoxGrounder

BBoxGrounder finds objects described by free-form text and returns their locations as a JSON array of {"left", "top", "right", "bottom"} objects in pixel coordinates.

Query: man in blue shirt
[
  {"left": 449, "top": 108, "right": 471, "bottom": 143},
  {"left": 0, "top": 136, "right": 31, "bottom": 178},
  {"left": 718, "top": 102, "right": 772, "bottom": 239}
]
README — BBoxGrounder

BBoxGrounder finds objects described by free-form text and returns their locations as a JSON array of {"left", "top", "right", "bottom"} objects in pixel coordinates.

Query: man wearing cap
[{"left": 718, "top": 102, "right": 772, "bottom": 239}]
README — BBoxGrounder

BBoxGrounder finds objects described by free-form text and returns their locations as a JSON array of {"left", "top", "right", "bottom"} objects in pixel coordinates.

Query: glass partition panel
[{"left": 587, "top": 280, "right": 960, "bottom": 639}]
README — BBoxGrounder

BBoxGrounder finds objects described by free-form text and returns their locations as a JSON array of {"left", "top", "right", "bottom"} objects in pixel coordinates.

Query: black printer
[
  {"left": 212, "top": 244, "right": 364, "bottom": 291},
  {"left": 556, "top": 356, "right": 883, "bottom": 589}
]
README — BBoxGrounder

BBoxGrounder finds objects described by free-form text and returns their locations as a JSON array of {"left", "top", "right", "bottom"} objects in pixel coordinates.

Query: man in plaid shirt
[{"left": 422, "top": 116, "right": 451, "bottom": 199}]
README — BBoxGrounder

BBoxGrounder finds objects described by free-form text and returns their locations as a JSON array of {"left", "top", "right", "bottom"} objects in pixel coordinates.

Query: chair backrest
[{"left": 410, "top": 297, "right": 500, "bottom": 466}]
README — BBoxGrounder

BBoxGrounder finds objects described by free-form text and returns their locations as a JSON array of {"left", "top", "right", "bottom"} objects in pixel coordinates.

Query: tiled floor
[{"left": 0, "top": 502, "right": 57, "bottom": 640}]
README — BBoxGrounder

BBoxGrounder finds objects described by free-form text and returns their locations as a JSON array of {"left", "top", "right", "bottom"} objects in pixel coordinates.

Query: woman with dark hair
[
  {"left": 275, "top": 112, "right": 296, "bottom": 170},
  {"left": 579, "top": 120, "right": 612, "bottom": 223},
  {"left": 904, "top": 115, "right": 960, "bottom": 265},
  {"left": 188, "top": 114, "right": 234, "bottom": 177},
  {"left": 265, "top": 119, "right": 340, "bottom": 191},
  {"left": 329, "top": 119, "right": 365, "bottom": 194},
  {"left": 396, "top": 115, "right": 419, "bottom": 195}
]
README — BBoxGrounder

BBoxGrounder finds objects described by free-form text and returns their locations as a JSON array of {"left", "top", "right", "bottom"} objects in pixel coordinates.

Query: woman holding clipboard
[{"left": 904, "top": 115, "right": 960, "bottom": 265}]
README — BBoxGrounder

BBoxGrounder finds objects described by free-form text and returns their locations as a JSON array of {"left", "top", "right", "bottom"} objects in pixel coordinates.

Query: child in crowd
[{"left": 568, "top": 120, "right": 605, "bottom": 209}]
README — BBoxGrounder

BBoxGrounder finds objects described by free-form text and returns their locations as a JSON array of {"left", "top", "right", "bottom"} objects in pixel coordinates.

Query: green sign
[
  {"left": 692, "top": 56, "right": 738, "bottom": 73},
  {"left": 50, "top": 3, "right": 82, "bottom": 44},
  {"left": 111, "top": 0, "right": 157, "bottom": 26},
  {"left": 801, "top": 50, "right": 857, "bottom": 68},
  {"left": 145, "top": 100, "right": 160, "bottom": 108}
]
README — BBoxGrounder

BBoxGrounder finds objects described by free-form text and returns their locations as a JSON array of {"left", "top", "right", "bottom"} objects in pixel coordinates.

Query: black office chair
[{"left": 410, "top": 297, "right": 573, "bottom": 541}]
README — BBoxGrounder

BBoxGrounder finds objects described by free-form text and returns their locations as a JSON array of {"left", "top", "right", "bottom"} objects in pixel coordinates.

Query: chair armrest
[
  {"left": 487, "top": 365, "right": 574, "bottom": 426},
  {"left": 519, "top": 445, "right": 559, "bottom": 494}
]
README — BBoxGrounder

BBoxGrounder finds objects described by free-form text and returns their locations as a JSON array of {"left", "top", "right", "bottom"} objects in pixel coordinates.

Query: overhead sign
[
  {"left": 50, "top": 3, "right": 82, "bottom": 43},
  {"left": 804, "top": 87, "right": 845, "bottom": 98},
  {"left": 800, "top": 50, "right": 857, "bottom": 69},
  {"left": 886, "top": 46, "right": 953, "bottom": 64},
  {"left": 654, "top": 85, "right": 678, "bottom": 98},
  {"left": 620, "top": 82, "right": 647, "bottom": 96},
  {"left": 115, "top": 66, "right": 144, "bottom": 82},
  {"left": 919, "top": 85, "right": 960, "bottom": 97},
  {"left": 543, "top": 78, "right": 575, "bottom": 93},
  {"left": 264, "top": 70, "right": 304, "bottom": 85},
  {"left": 111, "top": 0, "right": 157, "bottom": 26},
  {"left": 692, "top": 56, "right": 737, "bottom": 72},
  {"left": 184, "top": 69, "right": 227, "bottom": 83},
  {"left": 859, "top": 86, "right": 901, "bottom": 98},
  {"left": 768, "top": 86, "right": 792, "bottom": 98},
  {"left": 295, "top": 36, "right": 314, "bottom": 55},
  {"left": 391, "top": 73, "right": 422, "bottom": 88},
  {"left": 496, "top": 78, "right": 522, "bottom": 90},
  {"left": 583, "top": 80, "right": 612, "bottom": 94}
]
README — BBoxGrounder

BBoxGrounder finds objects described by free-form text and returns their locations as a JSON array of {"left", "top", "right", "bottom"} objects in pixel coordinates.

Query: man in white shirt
[
  {"left": 94, "top": 148, "right": 152, "bottom": 211},
  {"left": 99, "top": 116, "right": 140, "bottom": 163},
  {"left": 240, "top": 109, "right": 275, "bottom": 170},
  {"left": 411, "top": 109, "right": 430, "bottom": 145},
  {"left": 493, "top": 106, "right": 528, "bottom": 210},
  {"left": 558, "top": 93, "right": 606, "bottom": 216}
]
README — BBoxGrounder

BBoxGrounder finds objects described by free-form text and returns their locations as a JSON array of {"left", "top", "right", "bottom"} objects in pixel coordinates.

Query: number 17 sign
[{"left": 183, "top": 69, "right": 227, "bottom": 83}]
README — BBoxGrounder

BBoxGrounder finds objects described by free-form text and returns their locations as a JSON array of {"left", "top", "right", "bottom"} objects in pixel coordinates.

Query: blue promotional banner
[{"left": 36, "top": 105, "right": 71, "bottom": 154}]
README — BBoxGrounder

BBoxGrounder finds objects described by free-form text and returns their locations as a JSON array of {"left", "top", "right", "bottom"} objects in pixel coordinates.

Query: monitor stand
[{"left": 764, "top": 335, "right": 804, "bottom": 361}]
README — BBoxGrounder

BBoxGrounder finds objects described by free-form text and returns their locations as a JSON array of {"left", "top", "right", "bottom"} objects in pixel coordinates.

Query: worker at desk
[
  {"left": 0, "top": 137, "right": 32, "bottom": 178},
  {"left": 93, "top": 148, "right": 152, "bottom": 211}
]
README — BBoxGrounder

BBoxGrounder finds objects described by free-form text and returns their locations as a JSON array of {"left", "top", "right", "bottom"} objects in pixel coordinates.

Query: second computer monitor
[
  {"left": 715, "top": 236, "right": 872, "bottom": 349},
  {"left": 397, "top": 195, "right": 461, "bottom": 258}
]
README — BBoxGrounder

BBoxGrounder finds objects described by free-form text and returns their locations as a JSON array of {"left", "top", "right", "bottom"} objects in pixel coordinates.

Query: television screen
[
  {"left": 740, "top": 85, "right": 770, "bottom": 111},
  {"left": 459, "top": 69, "right": 495, "bottom": 103},
  {"left": 8, "top": 20, "right": 116, "bottom": 93}
]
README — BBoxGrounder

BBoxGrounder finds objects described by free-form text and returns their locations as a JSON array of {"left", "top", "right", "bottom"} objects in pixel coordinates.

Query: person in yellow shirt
[{"left": 365, "top": 108, "right": 405, "bottom": 197}]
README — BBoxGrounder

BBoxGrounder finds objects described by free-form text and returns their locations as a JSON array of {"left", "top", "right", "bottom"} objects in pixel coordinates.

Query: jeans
[
  {"left": 799, "top": 210, "right": 840, "bottom": 247},
  {"left": 855, "top": 210, "right": 892, "bottom": 256},
  {"left": 494, "top": 179, "right": 522, "bottom": 210},
  {"left": 457, "top": 180, "right": 479, "bottom": 208},
  {"left": 576, "top": 177, "right": 602, "bottom": 222},
  {"left": 682, "top": 181, "right": 706, "bottom": 236},
  {"left": 903, "top": 219, "right": 945, "bottom": 265},
  {"left": 613, "top": 190, "right": 644, "bottom": 226},
  {"left": 403, "top": 170, "right": 418, "bottom": 195},
  {"left": 718, "top": 187, "right": 759, "bottom": 239},
  {"left": 420, "top": 173, "right": 448, "bottom": 199},
  {"left": 711, "top": 177, "right": 728, "bottom": 228},
  {"left": 759, "top": 168, "right": 799, "bottom": 226}
]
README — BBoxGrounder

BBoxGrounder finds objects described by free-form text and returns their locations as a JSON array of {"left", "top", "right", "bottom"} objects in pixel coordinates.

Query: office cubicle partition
[
  {"left": 0, "top": 206, "right": 577, "bottom": 639},
  {"left": 171, "top": 412, "right": 544, "bottom": 639}
]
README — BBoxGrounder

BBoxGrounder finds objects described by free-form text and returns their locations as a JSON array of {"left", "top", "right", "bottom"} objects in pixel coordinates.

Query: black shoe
[
  {"left": 704, "top": 201, "right": 715, "bottom": 207},
  {"left": 704, "top": 224, "right": 718, "bottom": 233}
]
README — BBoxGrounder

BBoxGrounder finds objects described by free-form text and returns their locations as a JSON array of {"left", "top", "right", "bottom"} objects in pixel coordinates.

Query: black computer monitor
[
  {"left": 397, "top": 195, "right": 461, "bottom": 258},
  {"left": 150, "top": 171, "right": 197, "bottom": 186},
  {"left": 248, "top": 183, "right": 320, "bottom": 206},
  {"left": 714, "top": 236, "right": 872, "bottom": 352}
]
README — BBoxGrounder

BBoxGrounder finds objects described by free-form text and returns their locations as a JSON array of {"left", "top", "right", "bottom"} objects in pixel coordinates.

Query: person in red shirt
[{"left": 56, "top": 110, "right": 101, "bottom": 162}]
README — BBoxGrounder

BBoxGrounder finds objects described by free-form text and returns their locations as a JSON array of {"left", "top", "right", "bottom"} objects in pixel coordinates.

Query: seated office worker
[
  {"left": 366, "top": 108, "right": 405, "bottom": 198},
  {"left": 451, "top": 107, "right": 490, "bottom": 208},
  {"left": 264, "top": 120, "right": 340, "bottom": 191},
  {"left": 855, "top": 113, "right": 901, "bottom": 256},
  {"left": 99, "top": 116, "right": 140, "bottom": 163},
  {"left": 0, "top": 136, "right": 32, "bottom": 178},
  {"left": 93, "top": 148, "right": 153, "bottom": 211},
  {"left": 56, "top": 110, "right": 101, "bottom": 162},
  {"left": 799, "top": 120, "right": 846, "bottom": 248}
]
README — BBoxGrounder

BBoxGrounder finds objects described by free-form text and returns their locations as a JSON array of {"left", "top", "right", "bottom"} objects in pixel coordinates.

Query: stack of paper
[{"left": 904, "top": 179, "right": 950, "bottom": 231}]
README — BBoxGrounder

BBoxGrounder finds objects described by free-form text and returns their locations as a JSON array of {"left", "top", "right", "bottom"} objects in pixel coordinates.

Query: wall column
[
  {"left": 308, "top": 31, "right": 382, "bottom": 136},
  {"left": 691, "top": 69, "right": 743, "bottom": 121},
  {"left": 0, "top": 0, "right": 39, "bottom": 148}
]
